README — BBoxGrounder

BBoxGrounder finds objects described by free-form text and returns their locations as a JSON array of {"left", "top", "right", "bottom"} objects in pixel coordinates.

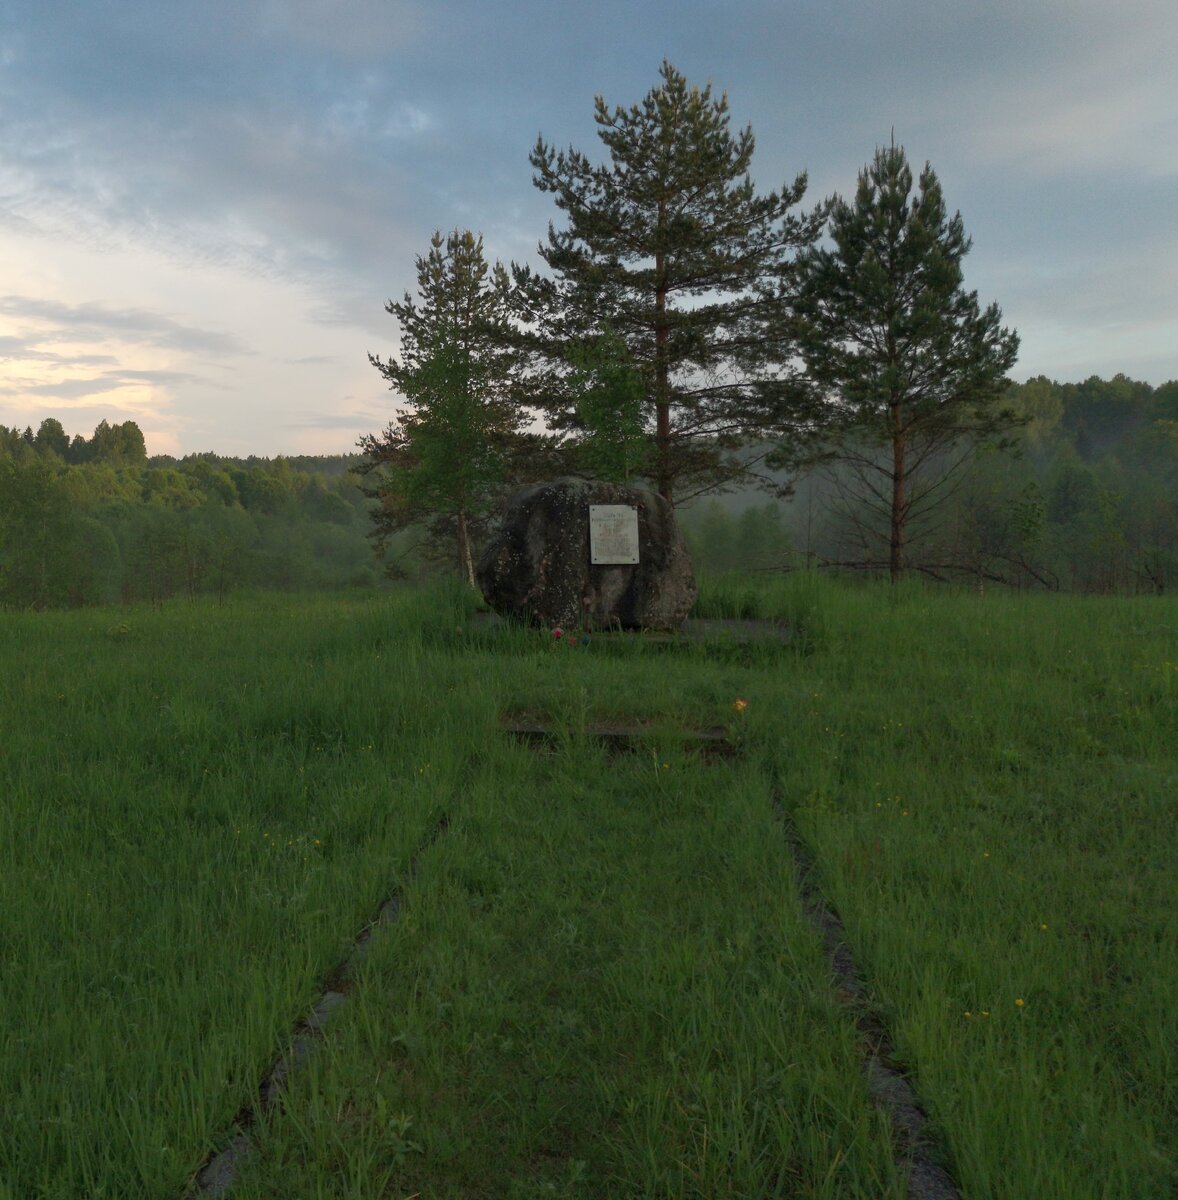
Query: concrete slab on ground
[{"left": 471, "top": 612, "right": 790, "bottom": 643}]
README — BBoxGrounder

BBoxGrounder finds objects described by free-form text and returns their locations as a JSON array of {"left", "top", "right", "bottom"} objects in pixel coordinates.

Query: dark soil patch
[
  {"left": 185, "top": 814, "right": 450, "bottom": 1197},
  {"left": 774, "top": 796, "right": 962, "bottom": 1200},
  {"left": 499, "top": 713, "right": 739, "bottom": 761},
  {"left": 471, "top": 611, "right": 790, "bottom": 642}
]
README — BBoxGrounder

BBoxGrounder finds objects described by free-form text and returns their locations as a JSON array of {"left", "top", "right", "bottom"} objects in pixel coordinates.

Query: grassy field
[{"left": 0, "top": 576, "right": 1174, "bottom": 1198}]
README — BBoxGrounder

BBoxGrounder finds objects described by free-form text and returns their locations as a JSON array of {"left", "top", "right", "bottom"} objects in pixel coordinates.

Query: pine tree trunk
[
  {"left": 655, "top": 384, "right": 671, "bottom": 501},
  {"left": 654, "top": 203, "right": 672, "bottom": 503},
  {"left": 890, "top": 421, "right": 906, "bottom": 584}
]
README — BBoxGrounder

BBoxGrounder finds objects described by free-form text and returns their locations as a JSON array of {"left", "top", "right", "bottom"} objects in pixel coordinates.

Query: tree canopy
[
  {"left": 521, "top": 60, "right": 823, "bottom": 503},
  {"left": 563, "top": 323, "right": 647, "bottom": 484},
  {"left": 0, "top": 418, "right": 148, "bottom": 466},
  {"left": 786, "top": 143, "right": 1020, "bottom": 581},
  {"left": 362, "top": 230, "right": 534, "bottom": 584}
]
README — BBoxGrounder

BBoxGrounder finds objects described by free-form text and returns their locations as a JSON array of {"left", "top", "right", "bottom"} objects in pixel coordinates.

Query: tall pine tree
[
  {"left": 363, "top": 230, "right": 531, "bottom": 584},
  {"left": 788, "top": 143, "right": 1021, "bottom": 582},
  {"left": 521, "top": 60, "right": 822, "bottom": 503}
]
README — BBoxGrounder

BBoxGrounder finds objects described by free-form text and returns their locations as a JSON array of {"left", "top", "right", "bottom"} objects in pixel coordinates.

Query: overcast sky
[{"left": 1, "top": 0, "right": 1175, "bottom": 458}]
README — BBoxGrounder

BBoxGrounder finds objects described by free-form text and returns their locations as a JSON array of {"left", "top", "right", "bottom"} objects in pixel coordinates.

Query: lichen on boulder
[{"left": 476, "top": 478, "right": 697, "bottom": 631}]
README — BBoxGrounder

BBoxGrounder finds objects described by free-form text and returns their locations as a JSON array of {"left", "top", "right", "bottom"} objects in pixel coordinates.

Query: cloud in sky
[
  {"left": 0, "top": 296, "right": 251, "bottom": 358},
  {"left": 1, "top": 0, "right": 1175, "bottom": 456}
]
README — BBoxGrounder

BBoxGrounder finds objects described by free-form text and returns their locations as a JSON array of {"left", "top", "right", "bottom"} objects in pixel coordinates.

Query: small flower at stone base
[
  {"left": 551, "top": 627, "right": 563, "bottom": 640},
  {"left": 732, "top": 698, "right": 749, "bottom": 713}
]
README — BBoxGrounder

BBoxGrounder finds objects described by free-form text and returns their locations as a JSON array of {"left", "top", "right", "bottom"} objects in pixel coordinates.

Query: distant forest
[
  {"left": 0, "top": 420, "right": 381, "bottom": 608},
  {"left": 1, "top": 371, "right": 1176, "bottom": 609},
  {"left": 689, "top": 373, "right": 1178, "bottom": 594}
]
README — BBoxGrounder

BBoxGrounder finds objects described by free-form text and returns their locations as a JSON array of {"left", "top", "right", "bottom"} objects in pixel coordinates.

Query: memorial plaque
[
  {"left": 477, "top": 480, "right": 694, "bottom": 628},
  {"left": 589, "top": 504, "right": 640, "bottom": 565}
]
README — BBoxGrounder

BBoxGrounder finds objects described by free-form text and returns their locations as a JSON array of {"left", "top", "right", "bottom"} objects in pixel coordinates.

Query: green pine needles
[
  {"left": 363, "top": 230, "right": 534, "bottom": 585},
  {"left": 522, "top": 60, "right": 823, "bottom": 502},
  {"left": 362, "top": 69, "right": 1023, "bottom": 583},
  {"left": 787, "top": 144, "right": 1021, "bottom": 581}
]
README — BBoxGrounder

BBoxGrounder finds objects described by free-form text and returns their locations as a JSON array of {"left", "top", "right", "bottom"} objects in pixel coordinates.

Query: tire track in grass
[
  {"left": 773, "top": 795, "right": 962, "bottom": 1200},
  {"left": 184, "top": 813, "right": 451, "bottom": 1198}
]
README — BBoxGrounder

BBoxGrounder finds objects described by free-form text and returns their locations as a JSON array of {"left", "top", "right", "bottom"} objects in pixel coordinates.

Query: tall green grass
[
  {"left": 0, "top": 576, "right": 1174, "bottom": 1197},
  {"left": 232, "top": 746, "right": 898, "bottom": 1199},
  {"left": 0, "top": 592, "right": 462, "bottom": 1197},
  {"left": 729, "top": 574, "right": 1176, "bottom": 1198}
]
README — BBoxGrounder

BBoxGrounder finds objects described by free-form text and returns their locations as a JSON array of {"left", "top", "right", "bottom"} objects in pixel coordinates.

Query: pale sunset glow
[{"left": 2, "top": 0, "right": 1175, "bottom": 456}]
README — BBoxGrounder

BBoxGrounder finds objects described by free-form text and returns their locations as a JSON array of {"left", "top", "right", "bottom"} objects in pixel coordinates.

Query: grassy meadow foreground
[{"left": 0, "top": 577, "right": 1174, "bottom": 1198}]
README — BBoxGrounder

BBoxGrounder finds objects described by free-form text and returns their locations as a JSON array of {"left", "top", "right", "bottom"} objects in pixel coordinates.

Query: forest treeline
[
  {"left": 878, "top": 371, "right": 1178, "bottom": 593},
  {"left": 361, "top": 77, "right": 1023, "bottom": 588},
  {"left": 0, "top": 419, "right": 383, "bottom": 608},
  {"left": 686, "top": 372, "right": 1178, "bottom": 594},
  {"left": 1, "top": 371, "right": 1175, "bottom": 609}
]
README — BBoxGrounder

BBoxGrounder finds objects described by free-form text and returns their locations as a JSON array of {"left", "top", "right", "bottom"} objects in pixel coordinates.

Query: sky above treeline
[{"left": 1, "top": 0, "right": 1176, "bottom": 458}]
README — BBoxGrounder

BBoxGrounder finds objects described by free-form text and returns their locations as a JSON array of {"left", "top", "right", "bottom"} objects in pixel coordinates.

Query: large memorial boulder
[{"left": 476, "top": 478, "right": 697, "bottom": 631}]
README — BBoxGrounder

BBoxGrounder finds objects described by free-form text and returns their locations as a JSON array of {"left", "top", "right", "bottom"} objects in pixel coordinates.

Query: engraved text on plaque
[{"left": 589, "top": 505, "right": 640, "bottom": 565}]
